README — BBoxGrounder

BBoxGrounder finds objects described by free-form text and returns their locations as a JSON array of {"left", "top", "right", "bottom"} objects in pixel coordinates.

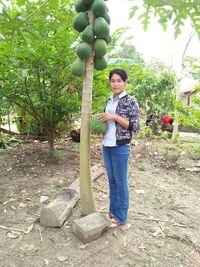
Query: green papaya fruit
[
  {"left": 94, "top": 17, "right": 109, "bottom": 38},
  {"left": 71, "top": 59, "right": 86, "bottom": 76},
  {"left": 103, "top": 34, "right": 112, "bottom": 45},
  {"left": 75, "top": 0, "right": 89, "bottom": 12},
  {"left": 83, "top": 0, "right": 94, "bottom": 5},
  {"left": 72, "top": 12, "right": 89, "bottom": 33},
  {"left": 90, "top": 115, "right": 107, "bottom": 133},
  {"left": 92, "top": 0, "right": 107, "bottom": 18},
  {"left": 94, "top": 56, "right": 107, "bottom": 70},
  {"left": 102, "top": 11, "right": 111, "bottom": 25},
  {"left": 94, "top": 39, "right": 107, "bottom": 57},
  {"left": 81, "top": 25, "right": 94, "bottom": 43},
  {"left": 77, "top": 42, "right": 92, "bottom": 60}
]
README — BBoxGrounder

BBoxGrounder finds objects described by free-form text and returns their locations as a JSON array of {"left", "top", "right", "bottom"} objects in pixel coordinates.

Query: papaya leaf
[
  {"left": 129, "top": 6, "right": 139, "bottom": 19},
  {"left": 16, "top": 0, "right": 27, "bottom": 6},
  {"left": 130, "top": 0, "right": 200, "bottom": 39},
  {"left": 139, "top": 6, "right": 151, "bottom": 31}
]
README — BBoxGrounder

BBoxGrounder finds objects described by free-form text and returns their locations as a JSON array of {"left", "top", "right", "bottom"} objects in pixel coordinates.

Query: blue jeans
[{"left": 103, "top": 145, "right": 130, "bottom": 224}]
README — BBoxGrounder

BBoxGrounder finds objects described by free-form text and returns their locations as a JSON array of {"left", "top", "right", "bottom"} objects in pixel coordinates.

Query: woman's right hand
[{"left": 98, "top": 113, "right": 117, "bottom": 122}]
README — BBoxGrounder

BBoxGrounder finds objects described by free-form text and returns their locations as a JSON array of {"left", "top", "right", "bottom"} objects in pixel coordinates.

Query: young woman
[{"left": 99, "top": 68, "right": 140, "bottom": 227}]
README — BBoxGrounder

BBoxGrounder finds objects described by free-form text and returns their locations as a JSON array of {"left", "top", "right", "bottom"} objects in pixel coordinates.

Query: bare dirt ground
[{"left": 0, "top": 136, "right": 200, "bottom": 267}]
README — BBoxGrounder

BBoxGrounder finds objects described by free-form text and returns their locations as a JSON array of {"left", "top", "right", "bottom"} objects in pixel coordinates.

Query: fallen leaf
[
  {"left": 79, "top": 244, "right": 88, "bottom": 250},
  {"left": 138, "top": 244, "right": 146, "bottom": 250},
  {"left": 57, "top": 255, "right": 68, "bottom": 262},
  {"left": 25, "top": 217, "right": 35, "bottom": 222},
  {"left": 18, "top": 203, "right": 27, "bottom": 208},
  {"left": 112, "top": 231, "right": 118, "bottom": 238},
  {"left": 7, "top": 232, "right": 19, "bottom": 239},
  {"left": 3, "top": 198, "right": 17, "bottom": 205},
  {"left": 25, "top": 244, "right": 35, "bottom": 251},
  {"left": 10, "top": 205, "right": 16, "bottom": 210},
  {"left": 25, "top": 224, "right": 34, "bottom": 234},
  {"left": 44, "top": 258, "right": 49, "bottom": 265},
  {"left": 123, "top": 236, "right": 127, "bottom": 247}
]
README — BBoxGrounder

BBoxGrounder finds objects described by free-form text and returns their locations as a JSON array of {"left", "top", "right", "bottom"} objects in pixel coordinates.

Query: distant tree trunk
[
  {"left": 46, "top": 127, "right": 55, "bottom": 156},
  {"left": 7, "top": 109, "right": 11, "bottom": 131},
  {"left": 172, "top": 31, "right": 195, "bottom": 141},
  {"left": 172, "top": 78, "right": 181, "bottom": 141},
  {"left": 79, "top": 10, "right": 96, "bottom": 216}
]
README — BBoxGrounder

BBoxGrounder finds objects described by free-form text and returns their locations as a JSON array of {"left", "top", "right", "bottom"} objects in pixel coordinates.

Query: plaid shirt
[{"left": 106, "top": 94, "right": 140, "bottom": 145}]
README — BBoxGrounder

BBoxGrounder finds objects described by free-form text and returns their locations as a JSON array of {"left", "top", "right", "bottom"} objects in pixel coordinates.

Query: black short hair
[{"left": 109, "top": 68, "right": 128, "bottom": 82}]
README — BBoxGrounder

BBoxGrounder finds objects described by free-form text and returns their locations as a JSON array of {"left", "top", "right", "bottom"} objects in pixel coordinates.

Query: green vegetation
[{"left": 0, "top": 0, "right": 81, "bottom": 155}]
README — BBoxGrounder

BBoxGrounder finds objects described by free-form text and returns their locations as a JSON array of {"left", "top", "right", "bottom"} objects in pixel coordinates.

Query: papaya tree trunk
[{"left": 79, "top": 10, "right": 96, "bottom": 216}]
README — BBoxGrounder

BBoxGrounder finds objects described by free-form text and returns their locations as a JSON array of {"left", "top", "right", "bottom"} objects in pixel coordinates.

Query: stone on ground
[
  {"left": 72, "top": 212, "right": 110, "bottom": 243},
  {"left": 40, "top": 189, "right": 79, "bottom": 227},
  {"left": 40, "top": 165, "right": 105, "bottom": 227}
]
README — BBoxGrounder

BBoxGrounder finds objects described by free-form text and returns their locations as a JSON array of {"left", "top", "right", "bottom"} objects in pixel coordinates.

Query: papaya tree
[
  {"left": 71, "top": 0, "right": 111, "bottom": 215},
  {"left": 129, "top": 0, "right": 200, "bottom": 38}
]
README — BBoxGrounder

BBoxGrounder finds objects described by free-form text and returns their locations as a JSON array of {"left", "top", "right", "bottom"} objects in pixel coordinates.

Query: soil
[{"left": 0, "top": 136, "right": 200, "bottom": 267}]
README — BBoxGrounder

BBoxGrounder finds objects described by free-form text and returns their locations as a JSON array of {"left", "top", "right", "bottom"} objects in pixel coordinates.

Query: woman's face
[{"left": 110, "top": 73, "right": 127, "bottom": 96}]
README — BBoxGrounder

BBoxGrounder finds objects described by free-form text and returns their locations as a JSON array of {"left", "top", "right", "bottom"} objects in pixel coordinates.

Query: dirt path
[{"left": 0, "top": 139, "right": 200, "bottom": 267}]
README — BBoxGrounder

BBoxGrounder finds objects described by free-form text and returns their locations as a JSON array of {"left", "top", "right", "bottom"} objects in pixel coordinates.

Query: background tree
[
  {"left": 127, "top": 62, "right": 176, "bottom": 114},
  {"left": 177, "top": 57, "right": 200, "bottom": 133},
  {"left": 129, "top": 0, "right": 200, "bottom": 138},
  {"left": 0, "top": 0, "right": 81, "bottom": 155},
  {"left": 112, "top": 41, "right": 144, "bottom": 65},
  {"left": 177, "top": 92, "right": 200, "bottom": 133}
]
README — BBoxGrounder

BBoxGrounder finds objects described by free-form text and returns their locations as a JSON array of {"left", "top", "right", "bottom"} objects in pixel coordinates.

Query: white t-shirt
[{"left": 103, "top": 91, "right": 127, "bottom": 147}]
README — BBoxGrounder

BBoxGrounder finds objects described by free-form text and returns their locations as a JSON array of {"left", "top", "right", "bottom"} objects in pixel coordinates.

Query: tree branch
[
  {"left": 1, "top": 93, "right": 42, "bottom": 125},
  {"left": 23, "top": 0, "right": 49, "bottom": 23},
  {"left": 23, "top": 76, "right": 43, "bottom": 122}
]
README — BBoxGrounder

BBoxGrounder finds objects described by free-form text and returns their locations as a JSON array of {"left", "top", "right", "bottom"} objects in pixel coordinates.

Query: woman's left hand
[{"left": 98, "top": 113, "right": 117, "bottom": 122}]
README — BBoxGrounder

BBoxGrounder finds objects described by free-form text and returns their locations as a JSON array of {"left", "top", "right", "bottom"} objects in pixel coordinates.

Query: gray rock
[
  {"left": 40, "top": 189, "right": 79, "bottom": 227},
  {"left": 39, "top": 165, "right": 105, "bottom": 227},
  {"left": 72, "top": 212, "right": 110, "bottom": 243}
]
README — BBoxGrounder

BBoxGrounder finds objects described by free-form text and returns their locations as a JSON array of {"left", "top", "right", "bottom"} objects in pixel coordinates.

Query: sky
[{"left": 107, "top": 0, "right": 200, "bottom": 90}]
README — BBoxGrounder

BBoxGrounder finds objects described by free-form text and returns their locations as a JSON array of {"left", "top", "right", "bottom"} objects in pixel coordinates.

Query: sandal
[
  {"left": 108, "top": 212, "right": 114, "bottom": 219},
  {"left": 109, "top": 219, "right": 124, "bottom": 228}
]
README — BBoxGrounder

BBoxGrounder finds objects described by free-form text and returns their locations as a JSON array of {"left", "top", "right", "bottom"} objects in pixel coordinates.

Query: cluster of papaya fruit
[{"left": 71, "top": 0, "right": 111, "bottom": 76}]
